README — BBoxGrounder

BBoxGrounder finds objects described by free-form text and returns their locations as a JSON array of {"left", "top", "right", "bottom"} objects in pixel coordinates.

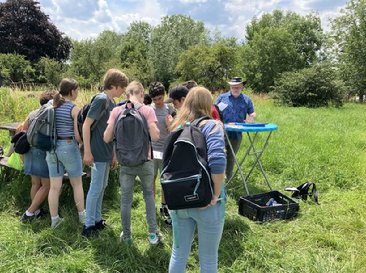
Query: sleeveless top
[{"left": 55, "top": 101, "right": 75, "bottom": 137}]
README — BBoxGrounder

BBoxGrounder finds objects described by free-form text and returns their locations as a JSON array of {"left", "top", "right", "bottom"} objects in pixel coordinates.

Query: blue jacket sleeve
[{"left": 201, "top": 120, "right": 226, "bottom": 174}]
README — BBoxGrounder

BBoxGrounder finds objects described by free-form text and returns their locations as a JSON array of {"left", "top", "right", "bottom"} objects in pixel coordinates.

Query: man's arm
[
  {"left": 83, "top": 117, "right": 95, "bottom": 165},
  {"left": 148, "top": 122, "right": 160, "bottom": 142}
]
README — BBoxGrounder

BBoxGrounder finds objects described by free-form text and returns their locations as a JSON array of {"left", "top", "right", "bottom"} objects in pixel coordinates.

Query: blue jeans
[
  {"left": 119, "top": 160, "right": 157, "bottom": 237},
  {"left": 46, "top": 139, "right": 83, "bottom": 178},
  {"left": 85, "top": 162, "right": 110, "bottom": 228},
  {"left": 169, "top": 199, "right": 226, "bottom": 273}
]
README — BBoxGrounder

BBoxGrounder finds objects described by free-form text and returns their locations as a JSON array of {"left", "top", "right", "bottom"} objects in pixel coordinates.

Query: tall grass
[{"left": 0, "top": 89, "right": 366, "bottom": 272}]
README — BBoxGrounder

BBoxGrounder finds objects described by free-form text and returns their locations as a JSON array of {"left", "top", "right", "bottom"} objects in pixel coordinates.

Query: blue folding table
[{"left": 224, "top": 123, "right": 278, "bottom": 195}]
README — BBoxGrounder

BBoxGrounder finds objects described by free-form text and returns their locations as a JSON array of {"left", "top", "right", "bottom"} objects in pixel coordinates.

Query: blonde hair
[
  {"left": 126, "top": 81, "right": 144, "bottom": 97},
  {"left": 170, "top": 86, "right": 213, "bottom": 130},
  {"left": 103, "top": 69, "right": 129, "bottom": 90}
]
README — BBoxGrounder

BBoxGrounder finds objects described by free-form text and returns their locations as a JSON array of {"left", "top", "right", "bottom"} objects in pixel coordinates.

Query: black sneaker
[
  {"left": 82, "top": 225, "right": 97, "bottom": 238},
  {"left": 20, "top": 212, "right": 35, "bottom": 223},
  {"left": 95, "top": 219, "right": 107, "bottom": 231},
  {"left": 35, "top": 208, "right": 47, "bottom": 219}
]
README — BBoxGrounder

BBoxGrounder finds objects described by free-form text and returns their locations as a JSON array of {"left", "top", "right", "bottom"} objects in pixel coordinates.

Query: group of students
[{"left": 18, "top": 68, "right": 256, "bottom": 273}]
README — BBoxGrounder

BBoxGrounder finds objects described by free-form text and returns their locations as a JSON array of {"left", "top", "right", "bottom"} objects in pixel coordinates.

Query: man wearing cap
[{"left": 216, "top": 77, "right": 256, "bottom": 180}]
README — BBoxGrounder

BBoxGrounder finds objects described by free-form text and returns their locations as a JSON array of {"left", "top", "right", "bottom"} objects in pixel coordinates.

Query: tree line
[{"left": 0, "top": 0, "right": 365, "bottom": 107}]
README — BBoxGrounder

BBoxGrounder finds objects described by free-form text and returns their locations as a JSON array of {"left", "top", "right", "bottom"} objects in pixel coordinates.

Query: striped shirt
[{"left": 55, "top": 101, "right": 75, "bottom": 137}]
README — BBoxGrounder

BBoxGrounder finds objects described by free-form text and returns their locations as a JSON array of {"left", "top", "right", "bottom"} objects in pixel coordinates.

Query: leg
[
  {"left": 85, "top": 162, "right": 109, "bottom": 227},
  {"left": 30, "top": 176, "right": 41, "bottom": 200},
  {"left": 169, "top": 210, "right": 196, "bottom": 273},
  {"left": 138, "top": 161, "right": 157, "bottom": 234},
  {"left": 27, "top": 177, "right": 50, "bottom": 213},
  {"left": 95, "top": 162, "right": 110, "bottom": 223},
  {"left": 48, "top": 176, "right": 63, "bottom": 217},
  {"left": 120, "top": 166, "right": 136, "bottom": 238},
  {"left": 69, "top": 176, "right": 85, "bottom": 213},
  {"left": 225, "top": 137, "right": 242, "bottom": 180},
  {"left": 196, "top": 201, "right": 226, "bottom": 273}
]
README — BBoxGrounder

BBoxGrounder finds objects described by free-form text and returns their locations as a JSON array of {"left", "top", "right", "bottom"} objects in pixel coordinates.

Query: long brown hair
[
  {"left": 170, "top": 86, "right": 212, "bottom": 131},
  {"left": 53, "top": 78, "right": 78, "bottom": 108}
]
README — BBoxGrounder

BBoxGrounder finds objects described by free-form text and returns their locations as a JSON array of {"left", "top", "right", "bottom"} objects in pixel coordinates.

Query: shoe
[
  {"left": 51, "top": 217, "right": 64, "bottom": 229},
  {"left": 120, "top": 232, "right": 133, "bottom": 246},
  {"left": 148, "top": 232, "right": 162, "bottom": 245},
  {"left": 20, "top": 212, "right": 35, "bottom": 223},
  {"left": 35, "top": 208, "right": 47, "bottom": 219},
  {"left": 82, "top": 225, "right": 97, "bottom": 238},
  {"left": 160, "top": 205, "right": 172, "bottom": 226},
  {"left": 78, "top": 210, "right": 86, "bottom": 224},
  {"left": 95, "top": 219, "right": 107, "bottom": 231}
]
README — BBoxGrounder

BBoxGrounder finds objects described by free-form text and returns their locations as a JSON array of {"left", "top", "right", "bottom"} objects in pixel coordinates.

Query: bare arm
[
  {"left": 148, "top": 121, "right": 160, "bottom": 142},
  {"left": 246, "top": 112, "right": 256, "bottom": 123},
  {"left": 104, "top": 121, "right": 114, "bottom": 143},
  {"left": 72, "top": 106, "right": 82, "bottom": 143},
  {"left": 83, "top": 117, "right": 95, "bottom": 165}
]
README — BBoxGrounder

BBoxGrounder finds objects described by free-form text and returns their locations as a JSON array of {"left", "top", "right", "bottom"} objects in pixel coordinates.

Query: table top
[
  {"left": 224, "top": 123, "right": 278, "bottom": 132},
  {"left": 0, "top": 123, "right": 21, "bottom": 133}
]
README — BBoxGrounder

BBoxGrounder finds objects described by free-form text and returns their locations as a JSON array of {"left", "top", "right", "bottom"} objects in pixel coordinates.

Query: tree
[
  {"left": 0, "top": 53, "right": 35, "bottom": 84},
  {"left": 120, "top": 21, "right": 154, "bottom": 86},
  {"left": 242, "top": 10, "right": 324, "bottom": 92},
  {"left": 69, "top": 31, "right": 124, "bottom": 87},
  {"left": 0, "top": 0, "right": 71, "bottom": 62},
  {"left": 176, "top": 43, "right": 240, "bottom": 90},
  {"left": 149, "top": 15, "right": 208, "bottom": 87},
  {"left": 331, "top": 0, "right": 366, "bottom": 101},
  {"left": 272, "top": 63, "right": 344, "bottom": 107}
]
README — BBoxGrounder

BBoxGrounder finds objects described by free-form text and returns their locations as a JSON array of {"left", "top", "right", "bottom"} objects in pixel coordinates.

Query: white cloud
[{"left": 179, "top": 0, "right": 207, "bottom": 3}]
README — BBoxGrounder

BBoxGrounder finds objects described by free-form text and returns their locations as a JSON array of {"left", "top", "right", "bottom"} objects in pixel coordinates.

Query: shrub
[
  {"left": 0, "top": 54, "right": 35, "bottom": 85},
  {"left": 271, "top": 64, "right": 345, "bottom": 107}
]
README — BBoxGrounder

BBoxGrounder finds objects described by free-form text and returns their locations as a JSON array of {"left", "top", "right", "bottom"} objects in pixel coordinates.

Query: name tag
[
  {"left": 217, "top": 102, "right": 228, "bottom": 111},
  {"left": 153, "top": 151, "right": 163, "bottom": 160}
]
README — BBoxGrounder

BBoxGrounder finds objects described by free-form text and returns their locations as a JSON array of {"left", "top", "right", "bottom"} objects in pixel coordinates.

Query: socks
[
  {"left": 25, "top": 210, "right": 34, "bottom": 217},
  {"left": 78, "top": 210, "right": 86, "bottom": 224}
]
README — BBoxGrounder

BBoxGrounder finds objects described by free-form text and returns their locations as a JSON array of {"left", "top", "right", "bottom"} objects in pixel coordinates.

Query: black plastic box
[{"left": 238, "top": 191, "right": 299, "bottom": 222}]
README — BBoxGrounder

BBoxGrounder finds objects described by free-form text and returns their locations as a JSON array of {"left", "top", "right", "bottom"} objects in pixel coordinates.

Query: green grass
[{"left": 1, "top": 88, "right": 366, "bottom": 272}]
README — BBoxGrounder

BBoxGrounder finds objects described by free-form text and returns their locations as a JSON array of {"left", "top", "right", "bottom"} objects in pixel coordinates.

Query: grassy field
[{"left": 0, "top": 87, "right": 365, "bottom": 273}]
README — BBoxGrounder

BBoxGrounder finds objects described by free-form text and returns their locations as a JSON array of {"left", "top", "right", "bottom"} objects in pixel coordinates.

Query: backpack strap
[{"left": 191, "top": 116, "right": 211, "bottom": 128}]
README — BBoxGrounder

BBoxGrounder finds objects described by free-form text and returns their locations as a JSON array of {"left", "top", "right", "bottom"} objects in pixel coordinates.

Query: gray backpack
[
  {"left": 26, "top": 101, "right": 56, "bottom": 151},
  {"left": 114, "top": 101, "right": 151, "bottom": 167}
]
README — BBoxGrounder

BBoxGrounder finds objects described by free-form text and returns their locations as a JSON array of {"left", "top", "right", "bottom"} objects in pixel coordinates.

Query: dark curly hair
[{"left": 148, "top": 81, "right": 165, "bottom": 98}]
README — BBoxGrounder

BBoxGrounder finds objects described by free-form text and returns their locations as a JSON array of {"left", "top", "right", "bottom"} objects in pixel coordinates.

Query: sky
[{"left": 1, "top": 0, "right": 349, "bottom": 40}]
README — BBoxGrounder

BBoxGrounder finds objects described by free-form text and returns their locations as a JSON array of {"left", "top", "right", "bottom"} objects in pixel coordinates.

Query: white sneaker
[
  {"left": 78, "top": 210, "right": 86, "bottom": 224},
  {"left": 148, "top": 232, "right": 162, "bottom": 245},
  {"left": 120, "top": 231, "right": 133, "bottom": 245},
  {"left": 51, "top": 217, "right": 64, "bottom": 229}
]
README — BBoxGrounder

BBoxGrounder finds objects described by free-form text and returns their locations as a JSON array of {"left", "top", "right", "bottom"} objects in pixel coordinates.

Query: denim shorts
[
  {"left": 153, "top": 158, "right": 163, "bottom": 176},
  {"left": 46, "top": 139, "right": 83, "bottom": 178},
  {"left": 24, "top": 147, "right": 49, "bottom": 178}
]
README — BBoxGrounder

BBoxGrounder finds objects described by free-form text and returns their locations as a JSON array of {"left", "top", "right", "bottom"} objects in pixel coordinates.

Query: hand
[
  {"left": 83, "top": 151, "right": 94, "bottom": 166},
  {"left": 201, "top": 194, "right": 220, "bottom": 209},
  {"left": 111, "top": 156, "right": 118, "bottom": 170},
  {"left": 165, "top": 114, "right": 173, "bottom": 127}
]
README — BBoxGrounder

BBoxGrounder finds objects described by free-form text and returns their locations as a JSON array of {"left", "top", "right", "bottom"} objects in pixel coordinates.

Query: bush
[
  {"left": 0, "top": 54, "right": 35, "bottom": 85},
  {"left": 271, "top": 64, "right": 345, "bottom": 107}
]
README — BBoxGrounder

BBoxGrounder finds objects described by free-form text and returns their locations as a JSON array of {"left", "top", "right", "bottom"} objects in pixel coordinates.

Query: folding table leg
[{"left": 225, "top": 130, "right": 249, "bottom": 195}]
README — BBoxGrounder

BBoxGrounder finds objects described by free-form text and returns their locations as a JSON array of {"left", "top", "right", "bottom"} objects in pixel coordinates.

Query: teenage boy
[
  {"left": 82, "top": 68, "right": 129, "bottom": 237},
  {"left": 104, "top": 81, "right": 161, "bottom": 245},
  {"left": 148, "top": 82, "right": 175, "bottom": 225}
]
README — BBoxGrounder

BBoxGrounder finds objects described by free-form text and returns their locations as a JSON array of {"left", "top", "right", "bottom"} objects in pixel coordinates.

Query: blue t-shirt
[
  {"left": 216, "top": 91, "right": 255, "bottom": 139},
  {"left": 87, "top": 93, "right": 115, "bottom": 162}
]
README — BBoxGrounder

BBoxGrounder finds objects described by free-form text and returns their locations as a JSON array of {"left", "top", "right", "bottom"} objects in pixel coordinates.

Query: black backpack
[
  {"left": 285, "top": 181, "right": 319, "bottom": 204},
  {"left": 160, "top": 116, "right": 213, "bottom": 210},
  {"left": 11, "top": 131, "right": 30, "bottom": 154},
  {"left": 114, "top": 101, "right": 151, "bottom": 167},
  {"left": 77, "top": 94, "right": 109, "bottom": 140}
]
